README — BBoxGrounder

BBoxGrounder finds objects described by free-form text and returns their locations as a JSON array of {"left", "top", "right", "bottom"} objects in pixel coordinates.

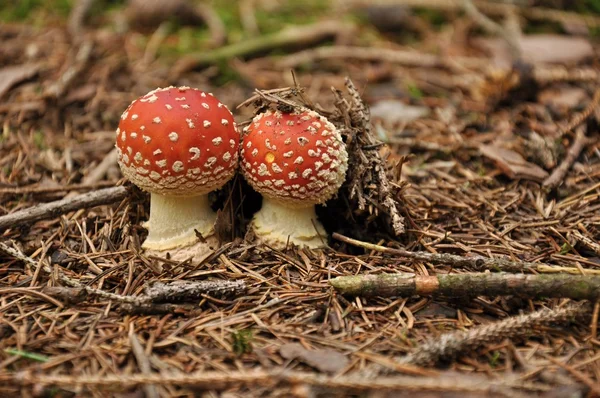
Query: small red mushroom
[
  {"left": 116, "top": 86, "right": 239, "bottom": 252},
  {"left": 240, "top": 107, "right": 348, "bottom": 248}
]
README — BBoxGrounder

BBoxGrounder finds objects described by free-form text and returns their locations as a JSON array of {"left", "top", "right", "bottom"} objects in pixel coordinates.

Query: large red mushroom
[
  {"left": 240, "top": 107, "right": 348, "bottom": 249},
  {"left": 116, "top": 86, "right": 239, "bottom": 255}
]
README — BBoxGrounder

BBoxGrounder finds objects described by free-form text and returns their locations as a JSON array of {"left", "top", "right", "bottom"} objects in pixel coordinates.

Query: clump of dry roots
[{"left": 236, "top": 76, "right": 406, "bottom": 244}]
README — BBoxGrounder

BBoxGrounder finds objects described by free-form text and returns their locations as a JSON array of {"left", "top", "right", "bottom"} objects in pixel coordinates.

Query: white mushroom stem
[
  {"left": 251, "top": 197, "right": 327, "bottom": 249},
  {"left": 142, "top": 193, "right": 216, "bottom": 250}
]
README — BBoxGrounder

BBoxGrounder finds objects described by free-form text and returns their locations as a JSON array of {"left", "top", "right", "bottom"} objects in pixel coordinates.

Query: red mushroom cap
[
  {"left": 240, "top": 108, "right": 348, "bottom": 206},
  {"left": 116, "top": 86, "right": 239, "bottom": 196}
]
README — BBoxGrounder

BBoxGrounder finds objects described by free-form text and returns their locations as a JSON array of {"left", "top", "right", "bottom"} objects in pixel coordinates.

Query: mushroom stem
[
  {"left": 142, "top": 193, "right": 215, "bottom": 250},
  {"left": 251, "top": 197, "right": 327, "bottom": 249}
]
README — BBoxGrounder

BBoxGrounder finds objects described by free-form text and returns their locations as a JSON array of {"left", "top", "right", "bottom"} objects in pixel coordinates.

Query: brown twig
[
  {"left": 143, "top": 280, "right": 247, "bottom": 302},
  {"left": 333, "top": 233, "right": 543, "bottom": 272},
  {"left": 330, "top": 273, "right": 600, "bottom": 301},
  {"left": 559, "top": 88, "right": 600, "bottom": 136},
  {"left": 0, "top": 181, "right": 115, "bottom": 195},
  {"left": 1, "top": 369, "right": 541, "bottom": 396},
  {"left": 399, "top": 302, "right": 591, "bottom": 367},
  {"left": 278, "top": 46, "right": 489, "bottom": 71},
  {"left": 0, "top": 186, "right": 129, "bottom": 232},
  {"left": 194, "top": 2, "right": 227, "bottom": 47},
  {"left": 67, "top": 0, "right": 95, "bottom": 40},
  {"left": 462, "top": 0, "right": 521, "bottom": 61},
  {"left": 543, "top": 127, "right": 594, "bottom": 189},
  {"left": 42, "top": 279, "right": 247, "bottom": 306}
]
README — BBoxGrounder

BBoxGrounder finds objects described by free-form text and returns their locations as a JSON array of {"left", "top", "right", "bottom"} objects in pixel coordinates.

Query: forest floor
[{"left": 2, "top": 1, "right": 600, "bottom": 397}]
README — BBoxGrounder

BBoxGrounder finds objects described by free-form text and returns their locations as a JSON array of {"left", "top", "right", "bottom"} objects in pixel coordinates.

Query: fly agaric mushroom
[
  {"left": 116, "top": 86, "right": 239, "bottom": 254},
  {"left": 240, "top": 108, "right": 348, "bottom": 249}
]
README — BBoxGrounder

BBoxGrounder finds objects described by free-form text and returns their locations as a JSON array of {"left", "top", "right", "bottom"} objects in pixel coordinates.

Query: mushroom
[
  {"left": 240, "top": 107, "right": 348, "bottom": 249},
  {"left": 116, "top": 86, "right": 239, "bottom": 255}
]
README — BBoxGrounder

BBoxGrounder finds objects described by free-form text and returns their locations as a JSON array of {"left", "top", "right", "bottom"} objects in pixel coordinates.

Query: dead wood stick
[
  {"left": 43, "top": 280, "right": 246, "bottom": 305},
  {"left": 560, "top": 88, "right": 600, "bottom": 136},
  {"left": 1, "top": 369, "right": 540, "bottom": 396},
  {"left": 0, "top": 181, "right": 115, "bottom": 195},
  {"left": 462, "top": 0, "right": 521, "bottom": 61},
  {"left": 544, "top": 127, "right": 594, "bottom": 189},
  {"left": 173, "top": 21, "right": 353, "bottom": 74},
  {"left": 143, "top": 280, "right": 246, "bottom": 302},
  {"left": 68, "top": 0, "right": 95, "bottom": 39},
  {"left": 278, "top": 45, "right": 489, "bottom": 71},
  {"left": 332, "top": 233, "right": 543, "bottom": 272},
  {"left": 399, "top": 302, "right": 591, "bottom": 367},
  {"left": 0, "top": 186, "right": 129, "bottom": 231},
  {"left": 330, "top": 273, "right": 600, "bottom": 301}
]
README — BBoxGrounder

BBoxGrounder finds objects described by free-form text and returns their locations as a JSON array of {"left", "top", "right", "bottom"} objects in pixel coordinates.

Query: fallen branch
[
  {"left": 0, "top": 186, "right": 129, "bottom": 232},
  {"left": 559, "top": 88, "right": 600, "bottom": 136},
  {"left": 1, "top": 369, "right": 542, "bottom": 397},
  {"left": 42, "top": 280, "right": 246, "bottom": 306},
  {"left": 68, "top": 0, "right": 94, "bottom": 40},
  {"left": 399, "top": 302, "right": 591, "bottom": 367},
  {"left": 143, "top": 280, "right": 246, "bottom": 302},
  {"left": 330, "top": 273, "right": 600, "bottom": 301},
  {"left": 462, "top": 0, "right": 521, "bottom": 61},
  {"left": 332, "top": 233, "right": 543, "bottom": 272},
  {"left": 173, "top": 21, "right": 353, "bottom": 74},
  {"left": 0, "top": 181, "right": 115, "bottom": 196},
  {"left": 544, "top": 127, "right": 594, "bottom": 189},
  {"left": 278, "top": 45, "right": 489, "bottom": 71}
]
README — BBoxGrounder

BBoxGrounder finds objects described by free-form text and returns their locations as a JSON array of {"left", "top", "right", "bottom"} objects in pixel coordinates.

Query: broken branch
[
  {"left": 400, "top": 302, "right": 591, "bottom": 367},
  {"left": 544, "top": 127, "right": 594, "bottom": 189},
  {"left": 0, "top": 186, "right": 129, "bottom": 232},
  {"left": 330, "top": 273, "right": 600, "bottom": 301}
]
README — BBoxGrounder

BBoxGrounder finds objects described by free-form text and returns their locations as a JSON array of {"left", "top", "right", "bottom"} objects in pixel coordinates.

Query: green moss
[
  {"left": 232, "top": 329, "right": 253, "bottom": 356},
  {"left": 488, "top": 350, "right": 501, "bottom": 368},
  {"left": 406, "top": 82, "right": 424, "bottom": 100},
  {"left": 33, "top": 130, "right": 46, "bottom": 149}
]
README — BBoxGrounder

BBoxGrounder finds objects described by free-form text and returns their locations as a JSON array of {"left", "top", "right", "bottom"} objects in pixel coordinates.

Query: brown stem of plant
[{"left": 330, "top": 273, "right": 600, "bottom": 301}]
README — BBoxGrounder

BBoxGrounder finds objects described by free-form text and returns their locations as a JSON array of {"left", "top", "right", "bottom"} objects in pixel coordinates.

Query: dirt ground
[{"left": 2, "top": 1, "right": 600, "bottom": 397}]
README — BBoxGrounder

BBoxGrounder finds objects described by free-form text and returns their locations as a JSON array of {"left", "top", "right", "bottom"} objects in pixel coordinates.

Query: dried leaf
[
  {"left": 475, "top": 34, "right": 593, "bottom": 68},
  {"left": 0, "top": 64, "right": 41, "bottom": 99},
  {"left": 370, "top": 99, "right": 430, "bottom": 125},
  {"left": 279, "top": 343, "right": 349, "bottom": 373},
  {"left": 479, "top": 144, "right": 549, "bottom": 181}
]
